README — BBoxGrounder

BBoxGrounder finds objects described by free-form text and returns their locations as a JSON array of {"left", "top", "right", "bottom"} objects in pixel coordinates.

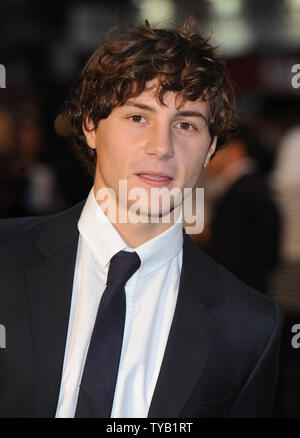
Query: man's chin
[{"left": 126, "top": 202, "right": 181, "bottom": 224}]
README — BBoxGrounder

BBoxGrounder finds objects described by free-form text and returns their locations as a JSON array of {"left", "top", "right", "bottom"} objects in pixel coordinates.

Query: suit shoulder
[
  {"left": 0, "top": 200, "right": 85, "bottom": 245},
  {"left": 0, "top": 214, "right": 53, "bottom": 244},
  {"left": 218, "top": 249, "right": 280, "bottom": 315},
  {"left": 192, "top": 244, "right": 284, "bottom": 360},
  {"left": 0, "top": 200, "right": 85, "bottom": 266},
  {"left": 185, "top": 234, "right": 283, "bottom": 326}
]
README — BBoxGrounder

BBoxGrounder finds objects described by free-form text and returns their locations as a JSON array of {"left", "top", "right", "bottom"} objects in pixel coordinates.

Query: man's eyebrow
[
  {"left": 124, "top": 102, "right": 155, "bottom": 112},
  {"left": 123, "top": 103, "right": 208, "bottom": 123},
  {"left": 176, "top": 111, "right": 208, "bottom": 123}
]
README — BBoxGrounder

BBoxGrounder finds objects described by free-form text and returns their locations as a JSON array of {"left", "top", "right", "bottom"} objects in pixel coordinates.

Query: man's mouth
[{"left": 136, "top": 172, "right": 173, "bottom": 187}]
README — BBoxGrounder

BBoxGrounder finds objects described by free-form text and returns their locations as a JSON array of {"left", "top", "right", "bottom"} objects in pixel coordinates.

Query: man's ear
[
  {"left": 203, "top": 136, "right": 217, "bottom": 168},
  {"left": 83, "top": 117, "right": 96, "bottom": 150}
]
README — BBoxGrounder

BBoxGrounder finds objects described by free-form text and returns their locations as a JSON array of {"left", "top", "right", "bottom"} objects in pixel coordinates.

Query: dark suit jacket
[{"left": 0, "top": 199, "right": 284, "bottom": 418}]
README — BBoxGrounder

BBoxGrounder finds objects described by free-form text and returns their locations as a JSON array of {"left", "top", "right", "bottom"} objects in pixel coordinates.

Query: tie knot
[{"left": 106, "top": 250, "right": 141, "bottom": 287}]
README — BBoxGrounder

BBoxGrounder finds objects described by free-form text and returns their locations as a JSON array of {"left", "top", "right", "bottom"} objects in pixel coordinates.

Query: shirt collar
[{"left": 78, "top": 188, "right": 183, "bottom": 276}]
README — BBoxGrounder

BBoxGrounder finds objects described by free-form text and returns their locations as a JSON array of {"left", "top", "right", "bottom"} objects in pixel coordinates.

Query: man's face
[{"left": 84, "top": 83, "right": 217, "bottom": 219}]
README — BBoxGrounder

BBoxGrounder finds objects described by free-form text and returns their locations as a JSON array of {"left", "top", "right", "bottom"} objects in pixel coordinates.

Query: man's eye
[
  {"left": 129, "top": 115, "right": 145, "bottom": 123},
  {"left": 176, "top": 122, "right": 195, "bottom": 131}
]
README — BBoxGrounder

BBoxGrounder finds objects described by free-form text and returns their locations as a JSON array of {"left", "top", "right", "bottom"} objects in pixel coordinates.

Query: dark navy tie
[{"left": 75, "top": 250, "right": 141, "bottom": 418}]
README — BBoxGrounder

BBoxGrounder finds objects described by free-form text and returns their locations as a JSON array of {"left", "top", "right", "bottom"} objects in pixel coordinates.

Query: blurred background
[{"left": 0, "top": 0, "right": 300, "bottom": 418}]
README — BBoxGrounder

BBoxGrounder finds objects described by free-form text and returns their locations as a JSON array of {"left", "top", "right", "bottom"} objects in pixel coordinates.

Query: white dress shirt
[{"left": 55, "top": 188, "right": 183, "bottom": 418}]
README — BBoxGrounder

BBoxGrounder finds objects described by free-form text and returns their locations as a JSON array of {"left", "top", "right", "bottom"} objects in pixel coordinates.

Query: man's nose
[{"left": 145, "top": 125, "right": 175, "bottom": 159}]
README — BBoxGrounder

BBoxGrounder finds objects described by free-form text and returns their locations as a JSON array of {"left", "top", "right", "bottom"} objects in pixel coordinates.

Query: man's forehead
[{"left": 125, "top": 83, "right": 210, "bottom": 116}]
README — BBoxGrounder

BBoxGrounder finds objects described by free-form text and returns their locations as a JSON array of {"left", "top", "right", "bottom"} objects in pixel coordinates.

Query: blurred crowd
[{"left": 0, "top": 100, "right": 91, "bottom": 218}]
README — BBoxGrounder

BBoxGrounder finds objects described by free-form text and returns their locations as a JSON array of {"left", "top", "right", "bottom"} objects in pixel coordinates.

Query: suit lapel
[
  {"left": 148, "top": 232, "right": 221, "bottom": 418},
  {"left": 26, "top": 201, "right": 85, "bottom": 417}
]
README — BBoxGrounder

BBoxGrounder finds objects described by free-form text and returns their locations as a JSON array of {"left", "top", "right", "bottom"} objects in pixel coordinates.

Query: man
[{"left": 0, "top": 19, "right": 284, "bottom": 418}]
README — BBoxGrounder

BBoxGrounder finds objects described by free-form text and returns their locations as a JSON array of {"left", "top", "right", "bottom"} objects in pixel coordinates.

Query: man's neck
[{"left": 111, "top": 214, "right": 180, "bottom": 248}]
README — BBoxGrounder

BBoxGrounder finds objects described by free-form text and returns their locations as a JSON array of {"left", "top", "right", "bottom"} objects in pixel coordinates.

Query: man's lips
[{"left": 135, "top": 172, "right": 173, "bottom": 187}]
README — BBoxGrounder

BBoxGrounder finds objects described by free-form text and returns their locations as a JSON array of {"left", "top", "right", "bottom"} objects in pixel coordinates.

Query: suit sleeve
[{"left": 228, "top": 301, "right": 284, "bottom": 418}]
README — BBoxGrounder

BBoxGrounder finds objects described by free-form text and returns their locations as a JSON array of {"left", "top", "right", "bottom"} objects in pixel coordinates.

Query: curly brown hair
[{"left": 65, "top": 18, "right": 237, "bottom": 177}]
